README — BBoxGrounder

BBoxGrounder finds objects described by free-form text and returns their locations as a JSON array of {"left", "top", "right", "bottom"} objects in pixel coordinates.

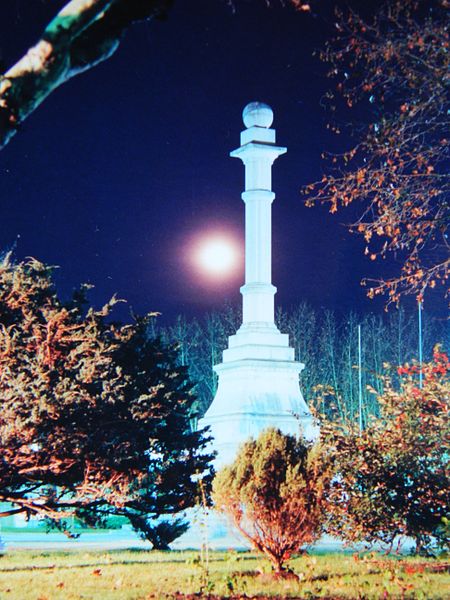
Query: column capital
[{"left": 230, "top": 142, "right": 287, "bottom": 163}]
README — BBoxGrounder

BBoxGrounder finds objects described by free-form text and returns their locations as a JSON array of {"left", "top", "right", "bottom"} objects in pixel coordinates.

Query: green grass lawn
[{"left": 0, "top": 548, "right": 448, "bottom": 599}]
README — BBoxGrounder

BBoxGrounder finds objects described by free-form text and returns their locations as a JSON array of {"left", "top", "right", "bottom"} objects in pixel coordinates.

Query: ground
[{"left": 0, "top": 549, "right": 448, "bottom": 599}]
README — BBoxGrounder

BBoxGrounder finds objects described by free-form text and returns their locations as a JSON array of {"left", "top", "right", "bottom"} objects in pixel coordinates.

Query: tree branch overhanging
[{"left": 0, "top": 0, "right": 173, "bottom": 150}]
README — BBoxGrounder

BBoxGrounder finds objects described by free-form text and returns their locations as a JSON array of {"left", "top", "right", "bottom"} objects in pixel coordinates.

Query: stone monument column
[
  {"left": 231, "top": 102, "right": 285, "bottom": 329},
  {"left": 200, "top": 102, "right": 314, "bottom": 468}
]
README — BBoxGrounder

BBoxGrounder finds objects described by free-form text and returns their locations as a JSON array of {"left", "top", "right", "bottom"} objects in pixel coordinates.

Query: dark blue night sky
[{"left": 0, "top": 1, "right": 446, "bottom": 323}]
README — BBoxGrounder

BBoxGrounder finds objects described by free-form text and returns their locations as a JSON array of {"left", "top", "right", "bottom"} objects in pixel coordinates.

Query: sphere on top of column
[{"left": 243, "top": 102, "right": 273, "bottom": 129}]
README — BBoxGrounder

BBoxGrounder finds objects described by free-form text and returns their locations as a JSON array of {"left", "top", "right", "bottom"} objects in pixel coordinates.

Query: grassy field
[{"left": 0, "top": 548, "right": 448, "bottom": 599}]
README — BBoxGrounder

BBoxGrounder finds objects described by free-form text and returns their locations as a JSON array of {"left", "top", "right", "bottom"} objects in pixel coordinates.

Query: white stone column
[
  {"left": 230, "top": 103, "right": 286, "bottom": 328},
  {"left": 200, "top": 101, "right": 315, "bottom": 472}
]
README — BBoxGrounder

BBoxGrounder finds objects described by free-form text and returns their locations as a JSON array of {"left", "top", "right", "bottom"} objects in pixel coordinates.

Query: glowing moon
[{"left": 195, "top": 236, "right": 240, "bottom": 277}]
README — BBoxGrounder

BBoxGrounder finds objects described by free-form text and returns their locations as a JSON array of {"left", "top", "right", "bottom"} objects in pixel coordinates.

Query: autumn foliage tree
[
  {"left": 213, "top": 428, "right": 331, "bottom": 573},
  {"left": 0, "top": 255, "right": 213, "bottom": 543},
  {"left": 305, "top": 0, "right": 449, "bottom": 305},
  {"left": 323, "top": 349, "right": 449, "bottom": 554}
]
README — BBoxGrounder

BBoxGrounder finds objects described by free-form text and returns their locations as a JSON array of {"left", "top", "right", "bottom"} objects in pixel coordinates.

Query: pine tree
[
  {"left": 0, "top": 255, "right": 213, "bottom": 543},
  {"left": 213, "top": 428, "right": 331, "bottom": 573}
]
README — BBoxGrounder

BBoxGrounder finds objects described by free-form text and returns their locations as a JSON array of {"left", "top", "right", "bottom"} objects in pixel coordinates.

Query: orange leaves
[
  {"left": 301, "top": 0, "right": 449, "bottom": 308},
  {"left": 290, "top": 0, "right": 311, "bottom": 11},
  {"left": 395, "top": 349, "right": 449, "bottom": 383},
  {"left": 356, "top": 169, "right": 366, "bottom": 184},
  {"left": 376, "top": 173, "right": 385, "bottom": 186},
  {"left": 403, "top": 563, "right": 425, "bottom": 575},
  {"left": 325, "top": 349, "right": 449, "bottom": 551}
]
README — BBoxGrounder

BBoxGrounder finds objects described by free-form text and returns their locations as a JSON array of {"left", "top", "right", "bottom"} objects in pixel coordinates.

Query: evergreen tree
[
  {"left": 213, "top": 428, "right": 332, "bottom": 573},
  {"left": 0, "top": 255, "right": 213, "bottom": 543}
]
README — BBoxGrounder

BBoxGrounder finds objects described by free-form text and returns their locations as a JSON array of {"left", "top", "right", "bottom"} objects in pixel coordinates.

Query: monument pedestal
[{"left": 201, "top": 324, "right": 314, "bottom": 467}]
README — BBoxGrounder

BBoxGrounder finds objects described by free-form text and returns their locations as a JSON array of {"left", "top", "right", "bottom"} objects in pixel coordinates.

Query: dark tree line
[{"left": 150, "top": 303, "right": 448, "bottom": 423}]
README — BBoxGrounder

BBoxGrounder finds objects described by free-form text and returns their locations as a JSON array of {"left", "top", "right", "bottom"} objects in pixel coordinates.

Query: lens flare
[{"left": 194, "top": 235, "right": 240, "bottom": 278}]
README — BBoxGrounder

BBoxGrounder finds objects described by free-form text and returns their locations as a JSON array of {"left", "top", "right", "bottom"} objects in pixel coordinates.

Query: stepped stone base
[{"left": 199, "top": 324, "right": 316, "bottom": 469}]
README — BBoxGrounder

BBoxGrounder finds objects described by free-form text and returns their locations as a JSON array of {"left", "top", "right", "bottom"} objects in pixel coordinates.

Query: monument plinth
[{"left": 200, "top": 102, "right": 314, "bottom": 468}]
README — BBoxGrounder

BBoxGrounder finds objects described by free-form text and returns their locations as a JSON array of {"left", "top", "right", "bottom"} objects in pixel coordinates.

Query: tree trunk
[{"left": 268, "top": 552, "right": 285, "bottom": 574}]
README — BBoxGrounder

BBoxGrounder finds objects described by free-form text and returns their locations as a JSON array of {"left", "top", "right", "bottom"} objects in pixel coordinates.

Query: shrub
[
  {"left": 324, "top": 349, "right": 449, "bottom": 554},
  {"left": 212, "top": 428, "right": 332, "bottom": 573}
]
